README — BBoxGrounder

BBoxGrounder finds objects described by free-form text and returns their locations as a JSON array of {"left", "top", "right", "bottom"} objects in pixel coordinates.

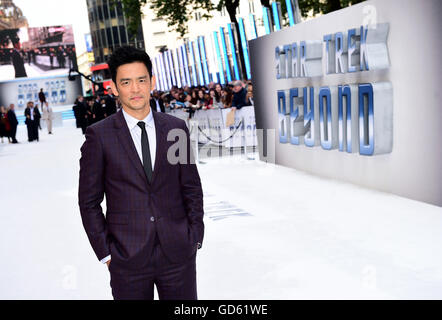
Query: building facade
[
  {"left": 86, "top": 0, "right": 145, "bottom": 65},
  {"left": 0, "top": 0, "right": 28, "bottom": 30},
  {"left": 77, "top": 50, "right": 95, "bottom": 95}
]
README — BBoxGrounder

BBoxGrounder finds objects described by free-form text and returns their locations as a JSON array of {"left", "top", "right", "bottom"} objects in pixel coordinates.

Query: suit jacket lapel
[{"left": 114, "top": 110, "right": 149, "bottom": 188}]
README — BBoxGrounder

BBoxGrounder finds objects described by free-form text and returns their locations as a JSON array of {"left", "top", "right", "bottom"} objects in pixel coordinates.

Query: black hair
[{"left": 107, "top": 46, "right": 153, "bottom": 83}]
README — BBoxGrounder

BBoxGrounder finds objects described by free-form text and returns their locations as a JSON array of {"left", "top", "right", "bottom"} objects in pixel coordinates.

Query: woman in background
[
  {"left": 221, "top": 87, "right": 233, "bottom": 109},
  {"left": 0, "top": 105, "right": 11, "bottom": 143},
  {"left": 208, "top": 88, "right": 223, "bottom": 109}
]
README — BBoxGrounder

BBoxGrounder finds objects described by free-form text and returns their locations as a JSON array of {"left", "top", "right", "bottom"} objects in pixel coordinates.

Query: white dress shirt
[
  {"left": 100, "top": 108, "right": 157, "bottom": 265},
  {"left": 122, "top": 108, "right": 156, "bottom": 170}
]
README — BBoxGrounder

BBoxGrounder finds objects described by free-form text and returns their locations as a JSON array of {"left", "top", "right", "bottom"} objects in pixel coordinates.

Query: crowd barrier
[
  {"left": 12, "top": 107, "right": 257, "bottom": 152},
  {"left": 168, "top": 106, "right": 257, "bottom": 148}
]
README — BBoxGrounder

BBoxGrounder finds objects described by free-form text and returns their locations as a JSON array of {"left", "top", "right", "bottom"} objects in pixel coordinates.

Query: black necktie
[{"left": 137, "top": 121, "right": 153, "bottom": 183}]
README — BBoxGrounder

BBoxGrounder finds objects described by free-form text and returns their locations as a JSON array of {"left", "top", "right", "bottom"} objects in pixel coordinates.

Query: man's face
[
  {"left": 28, "top": 102, "right": 34, "bottom": 108},
  {"left": 110, "top": 62, "right": 155, "bottom": 113},
  {"left": 233, "top": 85, "right": 242, "bottom": 93},
  {"left": 9, "top": 104, "right": 14, "bottom": 110}
]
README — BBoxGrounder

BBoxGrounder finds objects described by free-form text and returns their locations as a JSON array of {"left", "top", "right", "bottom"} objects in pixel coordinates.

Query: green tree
[
  {"left": 260, "top": 1, "right": 366, "bottom": 25},
  {"left": 111, "top": 0, "right": 148, "bottom": 38},
  {"left": 149, "top": 0, "right": 214, "bottom": 37},
  {"left": 119, "top": 0, "right": 366, "bottom": 37}
]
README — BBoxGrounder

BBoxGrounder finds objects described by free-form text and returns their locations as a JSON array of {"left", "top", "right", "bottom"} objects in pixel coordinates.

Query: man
[
  {"left": 150, "top": 90, "right": 165, "bottom": 113},
  {"left": 7, "top": 104, "right": 18, "bottom": 143},
  {"left": 231, "top": 80, "right": 248, "bottom": 110},
  {"left": 74, "top": 96, "right": 88, "bottom": 134},
  {"left": 78, "top": 46, "right": 204, "bottom": 300},
  {"left": 11, "top": 39, "right": 27, "bottom": 78},
  {"left": 92, "top": 95, "right": 105, "bottom": 122},
  {"left": 104, "top": 86, "right": 117, "bottom": 116},
  {"left": 24, "top": 101, "right": 40, "bottom": 142},
  {"left": 39, "top": 88, "right": 46, "bottom": 108},
  {"left": 57, "top": 46, "right": 66, "bottom": 69}
]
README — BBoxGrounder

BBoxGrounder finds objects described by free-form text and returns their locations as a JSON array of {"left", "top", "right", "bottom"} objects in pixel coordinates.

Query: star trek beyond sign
[{"left": 275, "top": 23, "right": 392, "bottom": 156}]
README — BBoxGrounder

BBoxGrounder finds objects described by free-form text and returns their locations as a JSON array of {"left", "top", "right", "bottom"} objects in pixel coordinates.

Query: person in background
[
  {"left": 24, "top": 101, "right": 41, "bottom": 142},
  {"left": 197, "top": 89, "right": 208, "bottom": 110},
  {"left": 231, "top": 80, "right": 247, "bottom": 110},
  {"left": 11, "top": 37, "right": 27, "bottom": 78},
  {"left": 73, "top": 97, "right": 81, "bottom": 129},
  {"left": 203, "top": 92, "right": 211, "bottom": 109},
  {"left": 221, "top": 87, "right": 233, "bottom": 109},
  {"left": 207, "top": 82, "right": 215, "bottom": 90},
  {"left": 0, "top": 105, "right": 11, "bottom": 143},
  {"left": 150, "top": 90, "right": 165, "bottom": 113},
  {"left": 39, "top": 89, "right": 46, "bottom": 108},
  {"left": 161, "top": 93, "right": 171, "bottom": 112},
  {"left": 183, "top": 89, "right": 198, "bottom": 118},
  {"left": 105, "top": 86, "right": 117, "bottom": 116},
  {"left": 208, "top": 89, "right": 223, "bottom": 109},
  {"left": 101, "top": 98, "right": 107, "bottom": 118},
  {"left": 41, "top": 102, "right": 54, "bottom": 134},
  {"left": 7, "top": 104, "right": 19, "bottom": 143},
  {"left": 215, "top": 83, "right": 222, "bottom": 97},
  {"left": 116, "top": 97, "right": 122, "bottom": 111},
  {"left": 92, "top": 95, "right": 105, "bottom": 123},
  {"left": 246, "top": 83, "right": 254, "bottom": 106},
  {"left": 35, "top": 104, "right": 42, "bottom": 131},
  {"left": 76, "top": 96, "right": 88, "bottom": 134},
  {"left": 86, "top": 98, "right": 96, "bottom": 126}
]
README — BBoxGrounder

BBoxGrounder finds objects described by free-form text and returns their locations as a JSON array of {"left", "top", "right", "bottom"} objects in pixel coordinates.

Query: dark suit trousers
[
  {"left": 26, "top": 121, "right": 38, "bottom": 141},
  {"left": 10, "top": 125, "right": 17, "bottom": 142},
  {"left": 109, "top": 224, "right": 196, "bottom": 300},
  {"left": 109, "top": 241, "right": 197, "bottom": 300}
]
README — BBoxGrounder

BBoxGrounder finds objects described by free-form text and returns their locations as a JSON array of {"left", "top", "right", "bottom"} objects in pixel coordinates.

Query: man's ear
[
  {"left": 110, "top": 81, "right": 119, "bottom": 96},
  {"left": 151, "top": 75, "right": 156, "bottom": 91}
]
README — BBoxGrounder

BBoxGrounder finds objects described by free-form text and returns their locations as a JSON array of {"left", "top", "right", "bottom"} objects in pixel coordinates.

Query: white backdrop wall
[{"left": 249, "top": 0, "right": 442, "bottom": 206}]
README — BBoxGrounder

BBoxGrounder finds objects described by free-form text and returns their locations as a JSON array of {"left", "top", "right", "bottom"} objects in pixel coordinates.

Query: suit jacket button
[{"left": 150, "top": 216, "right": 155, "bottom": 222}]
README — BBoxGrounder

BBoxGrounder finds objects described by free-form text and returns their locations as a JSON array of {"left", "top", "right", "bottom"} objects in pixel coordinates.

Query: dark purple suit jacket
[{"left": 78, "top": 109, "right": 204, "bottom": 270}]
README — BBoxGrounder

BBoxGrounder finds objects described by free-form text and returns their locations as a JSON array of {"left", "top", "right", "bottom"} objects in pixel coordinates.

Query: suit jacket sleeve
[
  {"left": 78, "top": 125, "right": 110, "bottom": 261},
  {"left": 35, "top": 108, "right": 41, "bottom": 120},
  {"left": 179, "top": 120, "right": 204, "bottom": 247},
  {"left": 24, "top": 108, "right": 31, "bottom": 124}
]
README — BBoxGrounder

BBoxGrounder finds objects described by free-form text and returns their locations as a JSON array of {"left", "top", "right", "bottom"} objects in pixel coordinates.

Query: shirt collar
[{"left": 122, "top": 107, "right": 154, "bottom": 131}]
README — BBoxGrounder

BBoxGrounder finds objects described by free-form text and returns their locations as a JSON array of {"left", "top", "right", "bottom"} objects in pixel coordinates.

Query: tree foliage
[
  {"left": 111, "top": 0, "right": 148, "bottom": 38},
  {"left": 119, "top": 0, "right": 366, "bottom": 38},
  {"left": 149, "top": 0, "right": 214, "bottom": 37}
]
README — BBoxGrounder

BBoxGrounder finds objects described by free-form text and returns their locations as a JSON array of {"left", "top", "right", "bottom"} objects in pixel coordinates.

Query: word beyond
[
  {"left": 275, "top": 23, "right": 392, "bottom": 156},
  {"left": 277, "top": 82, "right": 392, "bottom": 156}
]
